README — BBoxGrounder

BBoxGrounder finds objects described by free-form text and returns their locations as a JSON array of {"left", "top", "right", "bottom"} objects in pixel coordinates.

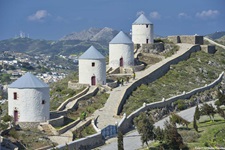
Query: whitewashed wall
[
  {"left": 109, "top": 43, "right": 134, "bottom": 69},
  {"left": 79, "top": 59, "right": 106, "bottom": 85},
  {"left": 8, "top": 88, "right": 50, "bottom": 122},
  {"left": 132, "top": 24, "right": 154, "bottom": 44}
]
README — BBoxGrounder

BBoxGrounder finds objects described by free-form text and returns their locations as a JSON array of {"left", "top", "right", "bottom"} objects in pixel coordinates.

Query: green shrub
[
  {"left": 2, "top": 114, "right": 12, "bottom": 122},
  {"left": 9, "top": 128, "right": 19, "bottom": 139}
]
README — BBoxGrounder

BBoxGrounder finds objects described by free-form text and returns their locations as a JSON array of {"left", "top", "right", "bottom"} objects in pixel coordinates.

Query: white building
[
  {"left": 8, "top": 72, "right": 50, "bottom": 124},
  {"left": 79, "top": 46, "right": 106, "bottom": 86},
  {"left": 109, "top": 31, "right": 134, "bottom": 69},
  {"left": 132, "top": 14, "right": 154, "bottom": 45}
]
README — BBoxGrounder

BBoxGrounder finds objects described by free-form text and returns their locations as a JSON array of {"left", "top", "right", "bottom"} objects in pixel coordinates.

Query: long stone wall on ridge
[
  {"left": 116, "top": 45, "right": 201, "bottom": 115},
  {"left": 118, "top": 71, "right": 224, "bottom": 134}
]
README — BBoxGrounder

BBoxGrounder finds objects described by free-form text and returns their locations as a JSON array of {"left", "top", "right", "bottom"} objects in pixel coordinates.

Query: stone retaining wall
[
  {"left": 118, "top": 71, "right": 224, "bottom": 134},
  {"left": 57, "top": 118, "right": 81, "bottom": 135},
  {"left": 47, "top": 116, "right": 64, "bottom": 127},
  {"left": 57, "top": 86, "right": 89, "bottom": 111},
  {"left": 52, "top": 132, "right": 104, "bottom": 150},
  {"left": 142, "top": 43, "right": 165, "bottom": 53}
]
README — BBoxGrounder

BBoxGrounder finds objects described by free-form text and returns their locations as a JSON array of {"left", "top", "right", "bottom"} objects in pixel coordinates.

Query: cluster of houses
[{"left": 7, "top": 14, "right": 154, "bottom": 126}]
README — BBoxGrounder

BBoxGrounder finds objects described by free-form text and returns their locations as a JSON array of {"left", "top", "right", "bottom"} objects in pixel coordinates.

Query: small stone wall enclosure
[
  {"left": 168, "top": 35, "right": 204, "bottom": 45},
  {"left": 118, "top": 72, "right": 224, "bottom": 134}
]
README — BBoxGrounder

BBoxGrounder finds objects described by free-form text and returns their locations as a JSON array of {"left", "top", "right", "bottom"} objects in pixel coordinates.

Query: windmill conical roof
[
  {"left": 133, "top": 14, "right": 152, "bottom": 25},
  {"left": 79, "top": 46, "right": 105, "bottom": 60},
  {"left": 8, "top": 72, "right": 49, "bottom": 89},
  {"left": 109, "top": 31, "right": 133, "bottom": 44}
]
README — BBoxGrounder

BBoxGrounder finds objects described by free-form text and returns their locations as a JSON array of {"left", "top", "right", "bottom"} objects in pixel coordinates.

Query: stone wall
[
  {"left": 168, "top": 35, "right": 204, "bottom": 45},
  {"left": 53, "top": 132, "right": 105, "bottom": 150},
  {"left": 142, "top": 43, "right": 164, "bottom": 54},
  {"left": 116, "top": 45, "right": 201, "bottom": 116},
  {"left": 47, "top": 116, "right": 64, "bottom": 127},
  {"left": 50, "top": 110, "right": 67, "bottom": 119},
  {"left": 57, "top": 118, "right": 80, "bottom": 135},
  {"left": 57, "top": 86, "right": 89, "bottom": 111},
  {"left": 18, "top": 122, "right": 40, "bottom": 129},
  {"left": 201, "top": 45, "right": 216, "bottom": 54},
  {"left": 68, "top": 81, "right": 89, "bottom": 90},
  {"left": 118, "top": 72, "right": 224, "bottom": 134}
]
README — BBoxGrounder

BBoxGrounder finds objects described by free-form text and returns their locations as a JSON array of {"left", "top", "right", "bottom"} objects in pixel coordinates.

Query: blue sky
[{"left": 0, "top": 0, "right": 224, "bottom": 40}]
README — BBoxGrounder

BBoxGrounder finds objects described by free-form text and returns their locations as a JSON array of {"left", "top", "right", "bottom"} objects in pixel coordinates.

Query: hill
[
  {"left": 205, "top": 31, "right": 225, "bottom": 40},
  {"left": 60, "top": 27, "right": 119, "bottom": 42},
  {"left": 0, "top": 37, "right": 109, "bottom": 56}
]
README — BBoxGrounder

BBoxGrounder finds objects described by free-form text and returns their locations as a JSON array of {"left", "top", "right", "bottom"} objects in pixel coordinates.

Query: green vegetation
[
  {"left": 123, "top": 47, "right": 225, "bottom": 115},
  {"left": 50, "top": 72, "right": 81, "bottom": 110},
  {"left": 67, "top": 91, "right": 109, "bottom": 120},
  {"left": 134, "top": 112, "right": 155, "bottom": 146},
  {"left": 183, "top": 115, "right": 225, "bottom": 148},
  {"left": 72, "top": 124, "right": 96, "bottom": 140},
  {"left": 4, "top": 127, "right": 54, "bottom": 149},
  {"left": 162, "top": 44, "right": 179, "bottom": 58}
]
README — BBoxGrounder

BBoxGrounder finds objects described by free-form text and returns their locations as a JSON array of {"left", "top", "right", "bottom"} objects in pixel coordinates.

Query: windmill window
[
  {"left": 92, "top": 62, "right": 95, "bottom": 67},
  {"left": 146, "top": 25, "right": 148, "bottom": 28},
  {"left": 42, "top": 100, "right": 45, "bottom": 104},
  {"left": 13, "top": 92, "right": 17, "bottom": 100}
]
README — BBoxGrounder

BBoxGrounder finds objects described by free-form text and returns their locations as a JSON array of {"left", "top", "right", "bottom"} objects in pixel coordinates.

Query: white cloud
[
  {"left": 28, "top": 10, "right": 50, "bottom": 22},
  {"left": 196, "top": 10, "right": 219, "bottom": 19},
  {"left": 136, "top": 11, "right": 145, "bottom": 17},
  {"left": 178, "top": 12, "right": 191, "bottom": 19},
  {"left": 149, "top": 11, "right": 161, "bottom": 19}
]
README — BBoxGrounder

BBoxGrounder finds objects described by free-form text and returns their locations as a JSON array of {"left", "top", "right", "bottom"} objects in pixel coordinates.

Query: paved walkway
[
  {"left": 93, "top": 43, "right": 194, "bottom": 129},
  {"left": 204, "top": 37, "right": 225, "bottom": 49},
  {"left": 98, "top": 101, "right": 215, "bottom": 150}
]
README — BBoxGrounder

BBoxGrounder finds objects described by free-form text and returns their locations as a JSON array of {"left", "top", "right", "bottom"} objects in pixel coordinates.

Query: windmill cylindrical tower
[
  {"left": 79, "top": 46, "right": 106, "bottom": 86},
  {"left": 8, "top": 72, "right": 50, "bottom": 124},
  {"left": 132, "top": 14, "right": 154, "bottom": 45},
  {"left": 109, "top": 31, "right": 134, "bottom": 69}
]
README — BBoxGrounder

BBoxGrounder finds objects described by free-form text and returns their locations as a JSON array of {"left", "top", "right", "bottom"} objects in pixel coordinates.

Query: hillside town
[{"left": 0, "top": 11, "right": 225, "bottom": 150}]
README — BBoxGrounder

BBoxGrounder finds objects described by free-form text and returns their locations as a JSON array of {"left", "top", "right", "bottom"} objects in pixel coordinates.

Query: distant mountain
[
  {"left": 60, "top": 27, "right": 119, "bottom": 42},
  {"left": 0, "top": 37, "right": 109, "bottom": 56},
  {"left": 205, "top": 31, "right": 225, "bottom": 40}
]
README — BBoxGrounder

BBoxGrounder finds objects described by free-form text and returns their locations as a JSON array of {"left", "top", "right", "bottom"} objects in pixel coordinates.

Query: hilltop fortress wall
[{"left": 168, "top": 35, "right": 204, "bottom": 45}]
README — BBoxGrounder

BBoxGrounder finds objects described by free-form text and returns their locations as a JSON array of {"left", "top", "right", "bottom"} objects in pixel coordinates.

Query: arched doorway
[
  {"left": 91, "top": 76, "right": 96, "bottom": 85},
  {"left": 120, "top": 57, "right": 123, "bottom": 67},
  {"left": 146, "top": 39, "right": 149, "bottom": 44},
  {"left": 14, "top": 110, "right": 18, "bottom": 123}
]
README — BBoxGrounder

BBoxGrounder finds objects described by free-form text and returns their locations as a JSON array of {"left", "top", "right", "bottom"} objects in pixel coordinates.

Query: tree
[
  {"left": 216, "top": 90, "right": 225, "bottom": 106},
  {"left": 217, "top": 106, "right": 225, "bottom": 119},
  {"left": 154, "top": 126, "right": 164, "bottom": 143},
  {"left": 200, "top": 103, "right": 216, "bottom": 121},
  {"left": 164, "top": 120, "right": 186, "bottom": 149},
  {"left": 170, "top": 112, "right": 190, "bottom": 128},
  {"left": 117, "top": 131, "right": 124, "bottom": 150},
  {"left": 134, "top": 112, "right": 155, "bottom": 147},
  {"left": 193, "top": 116, "right": 198, "bottom": 132},
  {"left": 194, "top": 104, "right": 201, "bottom": 122}
]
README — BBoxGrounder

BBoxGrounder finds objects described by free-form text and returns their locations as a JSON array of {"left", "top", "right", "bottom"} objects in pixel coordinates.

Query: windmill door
[
  {"left": 120, "top": 57, "right": 123, "bottom": 67},
  {"left": 91, "top": 76, "right": 96, "bottom": 85},
  {"left": 14, "top": 110, "right": 18, "bottom": 122}
]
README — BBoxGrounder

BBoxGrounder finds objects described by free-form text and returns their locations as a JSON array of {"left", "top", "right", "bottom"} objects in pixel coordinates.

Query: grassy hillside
[{"left": 122, "top": 46, "right": 225, "bottom": 115}]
